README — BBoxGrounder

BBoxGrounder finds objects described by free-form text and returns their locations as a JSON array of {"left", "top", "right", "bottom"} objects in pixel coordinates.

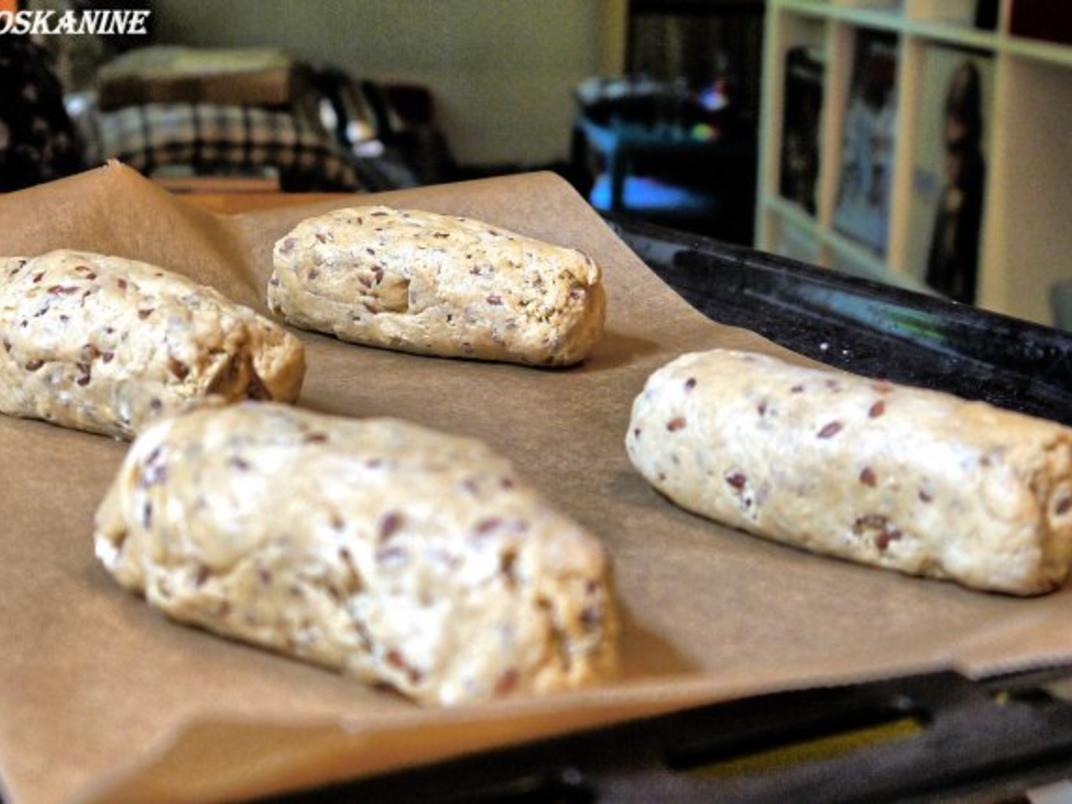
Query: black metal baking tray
[
  {"left": 609, "top": 215, "right": 1072, "bottom": 427},
  {"left": 277, "top": 668, "right": 1072, "bottom": 803},
  {"left": 269, "top": 219, "right": 1072, "bottom": 803}
]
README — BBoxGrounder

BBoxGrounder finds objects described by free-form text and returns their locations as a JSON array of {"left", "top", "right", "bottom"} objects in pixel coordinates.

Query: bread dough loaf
[
  {"left": 626, "top": 349, "right": 1072, "bottom": 595},
  {"left": 0, "top": 250, "right": 305, "bottom": 438},
  {"left": 267, "top": 206, "right": 605, "bottom": 366},
  {"left": 94, "top": 403, "right": 619, "bottom": 705}
]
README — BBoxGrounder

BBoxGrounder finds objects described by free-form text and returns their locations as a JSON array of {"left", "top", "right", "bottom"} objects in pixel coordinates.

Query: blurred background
[{"left": 1, "top": 0, "right": 1069, "bottom": 328}]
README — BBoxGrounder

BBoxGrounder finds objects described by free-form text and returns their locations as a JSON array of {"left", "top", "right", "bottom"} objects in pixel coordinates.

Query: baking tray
[
  {"left": 5, "top": 168, "right": 1072, "bottom": 803},
  {"left": 265, "top": 216, "right": 1072, "bottom": 803},
  {"left": 612, "top": 216, "right": 1072, "bottom": 426}
]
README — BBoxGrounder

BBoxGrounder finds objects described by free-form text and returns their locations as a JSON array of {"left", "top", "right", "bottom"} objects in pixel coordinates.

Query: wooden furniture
[{"left": 756, "top": 0, "right": 1072, "bottom": 325}]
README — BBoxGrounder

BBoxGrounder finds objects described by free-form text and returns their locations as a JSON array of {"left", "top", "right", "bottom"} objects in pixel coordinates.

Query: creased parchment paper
[{"left": 2, "top": 163, "right": 1072, "bottom": 804}]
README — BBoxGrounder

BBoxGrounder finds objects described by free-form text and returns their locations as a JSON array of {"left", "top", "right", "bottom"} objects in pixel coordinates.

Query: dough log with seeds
[
  {"left": 626, "top": 348, "right": 1072, "bottom": 595},
  {"left": 268, "top": 206, "right": 605, "bottom": 366},
  {"left": 0, "top": 250, "right": 305, "bottom": 438},
  {"left": 94, "top": 403, "right": 619, "bottom": 705}
]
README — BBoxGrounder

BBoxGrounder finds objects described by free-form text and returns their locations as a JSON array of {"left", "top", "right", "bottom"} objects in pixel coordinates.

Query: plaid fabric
[{"left": 92, "top": 103, "right": 362, "bottom": 190}]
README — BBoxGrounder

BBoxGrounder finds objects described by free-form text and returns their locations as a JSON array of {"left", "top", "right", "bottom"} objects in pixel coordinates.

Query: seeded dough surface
[
  {"left": 0, "top": 250, "right": 305, "bottom": 438},
  {"left": 268, "top": 205, "right": 605, "bottom": 366},
  {"left": 626, "top": 349, "right": 1072, "bottom": 595},
  {"left": 94, "top": 403, "right": 619, "bottom": 705}
]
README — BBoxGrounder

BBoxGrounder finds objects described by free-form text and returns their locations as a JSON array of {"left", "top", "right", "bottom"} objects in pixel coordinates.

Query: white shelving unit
[{"left": 756, "top": 0, "right": 1072, "bottom": 324}]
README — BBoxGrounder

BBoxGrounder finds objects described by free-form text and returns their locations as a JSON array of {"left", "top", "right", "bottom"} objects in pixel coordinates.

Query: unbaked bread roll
[
  {"left": 626, "top": 348, "right": 1072, "bottom": 595},
  {"left": 267, "top": 206, "right": 605, "bottom": 366},
  {"left": 0, "top": 250, "right": 305, "bottom": 438},
  {"left": 94, "top": 403, "right": 619, "bottom": 705}
]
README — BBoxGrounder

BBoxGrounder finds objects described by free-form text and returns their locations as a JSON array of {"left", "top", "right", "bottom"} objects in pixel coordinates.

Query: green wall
[{"left": 152, "top": 0, "right": 607, "bottom": 166}]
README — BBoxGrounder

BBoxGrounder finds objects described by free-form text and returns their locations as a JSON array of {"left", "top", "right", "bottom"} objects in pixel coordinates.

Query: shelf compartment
[
  {"left": 758, "top": 0, "right": 1072, "bottom": 325},
  {"left": 756, "top": 6, "right": 831, "bottom": 246},
  {"left": 899, "top": 42, "right": 995, "bottom": 301},
  {"left": 980, "top": 53, "right": 1072, "bottom": 324}
]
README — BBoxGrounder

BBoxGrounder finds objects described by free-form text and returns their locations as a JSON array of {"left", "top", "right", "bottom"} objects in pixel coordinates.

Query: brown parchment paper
[{"left": 3, "top": 163, "right": 1072, "bottom": 803}]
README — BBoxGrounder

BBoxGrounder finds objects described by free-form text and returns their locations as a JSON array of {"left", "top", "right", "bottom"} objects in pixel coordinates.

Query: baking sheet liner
[{"left": 2, "top": 163, "right": 1071, "bottom": 803}]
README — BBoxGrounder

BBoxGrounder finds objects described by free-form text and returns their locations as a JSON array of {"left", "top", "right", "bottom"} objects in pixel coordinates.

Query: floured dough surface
[
  {"left": 268, "top": 205, "right": 605, "bottom": 366},
  {"left": 94, "top": 403, "right": 619, "bottom": 705},
  {"left": 0, "top": 250, "right": 305, "bottom": 438},
  {"left": 627, "top": 349, "right": 1072, "bottom": 595}
]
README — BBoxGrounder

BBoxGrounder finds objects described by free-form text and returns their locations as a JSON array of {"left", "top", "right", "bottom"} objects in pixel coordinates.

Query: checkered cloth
[{"left": 89, "top": 103, "right": 362, "bottom": 190}]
